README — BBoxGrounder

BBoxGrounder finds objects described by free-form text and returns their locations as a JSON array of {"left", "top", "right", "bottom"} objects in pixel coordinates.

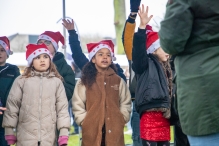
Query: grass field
[{"left": 11, "top": 126, "right": 174, "bottom": 146}]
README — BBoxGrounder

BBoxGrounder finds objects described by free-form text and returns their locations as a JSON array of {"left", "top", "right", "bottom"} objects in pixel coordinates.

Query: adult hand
[
  {"left": 62, "top": 19, "right": 75, "bottom": 31},
  {"left": 0, "top": 107, "right": 6, "bottom": 115},
  {"left": 138, "top": 4, "right": 153, "bottom": 29},
  {"left": 130, "top": 0, "right": 141, "bottom": 13}
]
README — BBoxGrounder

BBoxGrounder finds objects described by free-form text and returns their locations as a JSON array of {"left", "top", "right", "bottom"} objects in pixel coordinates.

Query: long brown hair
[
  {"left": 161, "top": 60, "right": 173, "bottom": 97},
  {"left": 22, "top": 59, "right": 63, "bottom": 81},
  {"left": 81, "top": 61, "right": 117, "bottom": 88}
]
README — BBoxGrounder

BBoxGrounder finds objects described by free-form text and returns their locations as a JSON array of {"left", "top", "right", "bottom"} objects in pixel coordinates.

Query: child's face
[
  {"left": 153, "top": 47, "right": 169, "bottom": 62},
  {"left": 0, "top": 45, "right": 7, "bottom": 66},
  {"left": 92, "top": 48, "right": 112, "bottom": 72},
  {"left": 37, "top": 39, "right": 56, "bottom": 56},
  {"left": 32, "top": 53, "right": 51, "bottom": 72}
]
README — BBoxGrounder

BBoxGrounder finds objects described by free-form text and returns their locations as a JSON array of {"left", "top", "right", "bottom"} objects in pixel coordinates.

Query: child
[
  {"left": 37, "top": 31, "right": 75, "bottom": 101},
  {"left": 0, "top": 36, "right": 20, "bottom": 146},
  {"left": 2, "top": 44, "right": 70, "bottom": 146},
  {"left": 132, "top": 5, "right": 172, "bottom": 146},
  {"left": 72, "top": 40, "right": 131, "bottom": 146},
  {"left": 61, "top": 19, "right": 127, "bottom": 83}
]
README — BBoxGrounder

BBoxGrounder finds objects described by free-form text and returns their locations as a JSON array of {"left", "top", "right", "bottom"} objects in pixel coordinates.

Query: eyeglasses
[{"left": 37, "top": 40, "right": 52, "bottom": 46}]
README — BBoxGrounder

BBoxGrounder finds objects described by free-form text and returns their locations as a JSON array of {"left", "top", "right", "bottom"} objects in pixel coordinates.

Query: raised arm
[
  {"left": 62, "top": 19, "right": 89, "bottom": 70},
  {"left": 132, "top": 4, "right": 153, "bottom": 74},
  {"left": 122, "top": 0, "right": 141, "bottom": 61}
]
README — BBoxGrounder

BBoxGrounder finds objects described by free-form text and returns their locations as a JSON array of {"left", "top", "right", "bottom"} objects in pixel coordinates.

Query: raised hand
[
  {"left": 62, "top": 19, "right": 75, "bottom": 30},
  {"left": 138, "top": 4, "right": 153, "bottom": 29}
]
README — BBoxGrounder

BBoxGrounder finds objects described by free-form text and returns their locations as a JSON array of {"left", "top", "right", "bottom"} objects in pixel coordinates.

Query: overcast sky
[{"left": 0, "top": 0, "right": 167, "bottom": 38}]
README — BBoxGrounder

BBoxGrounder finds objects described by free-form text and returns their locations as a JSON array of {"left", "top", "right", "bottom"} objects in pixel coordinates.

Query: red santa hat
[
  {"left": 86, "top": 40, "right": 116, "bottom": 61},
  {"left": 0, "top": 36, "right": 13, "bottom": 56},
  {"left": 146, "top": 25, "right": 160, "bottom": 54},
  {"left": 37, "top": 31, "right": 66, "bottom": 51},
  {"left": 26, "top": 44, "right": 52, "bottom": 66}
]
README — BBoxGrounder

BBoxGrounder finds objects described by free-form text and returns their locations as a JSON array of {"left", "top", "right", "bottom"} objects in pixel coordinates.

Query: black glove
[{"left": 130, "top": 0, "right": 141, "bottom": 12}]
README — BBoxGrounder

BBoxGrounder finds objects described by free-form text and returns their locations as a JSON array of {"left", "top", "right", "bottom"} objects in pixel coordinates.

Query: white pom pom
[
  {"left": 62, "top": 45, "right": 67, "bottom": 49},
  {"left": 9, "top": 50, "right": 13, "bottom": 55}
]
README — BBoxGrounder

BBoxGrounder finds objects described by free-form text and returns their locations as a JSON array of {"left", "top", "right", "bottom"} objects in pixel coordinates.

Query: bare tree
[{"left": 113, "top": 0, "right": 126, "bottom": 54}]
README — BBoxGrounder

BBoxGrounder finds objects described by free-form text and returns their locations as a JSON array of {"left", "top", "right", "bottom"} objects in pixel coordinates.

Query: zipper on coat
[
  {"left": 0, "top": 65, "right": 9, "bottom": 73},
  {"left": 38, "top": 75, "right": 43, "bottom": 142}
]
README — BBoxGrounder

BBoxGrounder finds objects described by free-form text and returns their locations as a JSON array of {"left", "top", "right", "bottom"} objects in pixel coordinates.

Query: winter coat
[
  {"left": 0, "top": 63, "right": 20, "bottom": 129},
  {"left": 122, "top": 14, "right": 137, "bottom": 100},
  {"left": 2, "top": 70, "right": 70, "bottom": 146},
  {"left": 53, "top": 52, "right": 75, "bottom": 101},
  {"left": 72, "top": 67, "right": 131, "bottom": 146},
  {"left": 159, "top": 0, "right": 219, "bottom": 136},
  {"left": 132, "top": 28, "right": 170, "bottom": 116},
  {"left": 68, "top": 29, "right": 127, "bottom": 83}
]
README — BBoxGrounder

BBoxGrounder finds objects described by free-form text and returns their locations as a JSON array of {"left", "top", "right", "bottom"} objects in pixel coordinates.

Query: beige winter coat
[
  {"left": 2, "top": 70, "right": 70, "bottom": 146},
  {"left": 72, "top": 67, "right": 131, "bottom": 146}
]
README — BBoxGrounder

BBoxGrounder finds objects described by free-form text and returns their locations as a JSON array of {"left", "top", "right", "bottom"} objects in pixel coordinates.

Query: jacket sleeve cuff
[
  {"left": 68, "top": 29, "right": 76, "bottom": 36},
  {"left": 59, "top": 128, "right": 69, "bottom": 136},
  {"left": 5, "top": 128, "right": 14, "bottom": 135},
  {"left": 138, "top": 28, "right": 146, "bottom": 34},
  {"left": 58, "top": 136, "right": 68, "bottom": 146},
  {"left": 5, "top": 135, "right": 17, "bottom": 145},
  {"left": 128, "top": 14, "right": 137, "bottom": 23}
]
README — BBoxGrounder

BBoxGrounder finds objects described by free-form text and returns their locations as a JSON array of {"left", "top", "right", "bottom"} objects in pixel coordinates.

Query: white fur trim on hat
[
  {"left": 27, "top": 48, "right": 51, "bottom": 66},
  {"left": 88, "top": 44, "right": 114, "bottom": 61},
  {"left": 0, "top": 40, "right": 11, "bottom": 56},
  {"left": 147, "top": 39, "right": 160, "bottom": 54},
  {"left": 37, "top": 35, "right": 58, "bottom": 51}
]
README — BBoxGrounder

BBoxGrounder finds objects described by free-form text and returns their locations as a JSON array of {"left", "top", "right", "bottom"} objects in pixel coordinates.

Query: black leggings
[{"left": 142, "top": 139, "right": 170, "bottom": 146}]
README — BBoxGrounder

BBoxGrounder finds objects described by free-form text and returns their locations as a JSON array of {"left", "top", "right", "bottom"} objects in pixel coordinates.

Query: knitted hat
[
  {"left": 146, "top": 25, "right": 160, "bottom": 54},
  {"left": 86, "top": 40, "right": 116, "bottom": 61},
  {"left": 37, "top": 31, "right": 66, "bottom": 51},
  {"left": 26, "top": 44, "right": 51, "bottom": 66},
  {"left": 0, "top": 36, "right": 13, "bottom": 56}
]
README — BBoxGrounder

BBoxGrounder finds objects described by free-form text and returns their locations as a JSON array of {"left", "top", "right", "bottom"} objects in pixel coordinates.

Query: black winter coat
[
  {"left": 53, "top": 52, "right": 75, "bottom": 101},
  {"left": 132, "top": 28, "right": 170, "bottom": 116},
  {"left": 0, "top": 63, "right": 20, "bottom": 129}
]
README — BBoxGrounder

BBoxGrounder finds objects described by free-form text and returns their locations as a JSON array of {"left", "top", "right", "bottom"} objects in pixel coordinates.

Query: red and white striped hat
[
  {"left": 146, "top": 25, "right": 160, "bottom": 54},
  {"left": 26, "top": 44, "right": 51, "bottom": 66},
  {"left": 0, "top": 36, "right": 13, "bottom": 56},
  {"left": 86, "top": 40, "right": 116, "bottom": 61}
]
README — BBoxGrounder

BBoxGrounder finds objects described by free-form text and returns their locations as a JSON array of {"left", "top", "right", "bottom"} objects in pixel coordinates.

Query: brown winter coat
[
  {"left": 2, "top": 70, "right": 70, "bottom": 146},
  {"left": 72, "top": 67, "right": 131, "bottom": 146}
]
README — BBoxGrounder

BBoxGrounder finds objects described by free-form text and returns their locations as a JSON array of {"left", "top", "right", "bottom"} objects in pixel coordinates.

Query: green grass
[
  {"left": 12, "top": 126, "right": 174, "bottom": 146},
  {"left": 68, "top": 126, "right": 133, "bottom": 146}
]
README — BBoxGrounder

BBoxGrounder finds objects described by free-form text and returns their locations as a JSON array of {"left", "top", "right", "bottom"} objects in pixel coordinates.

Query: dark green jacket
[
  {"left": 53, "top": 52, "right": 75, "bottom": 101},
  {"left": 159, "top": 0, "right": 219, "bottom": 136},
  {"left": 0, "top": 63, "right": 20, "bottom": 129}
]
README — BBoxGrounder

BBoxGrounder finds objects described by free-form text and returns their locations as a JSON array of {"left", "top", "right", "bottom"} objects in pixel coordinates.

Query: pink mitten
[
  {"left": 5, "top": 135, "right": 17, "bottom": 145},
  {"left": 58, "top": 136, "right": 68, "bottom": 146}
]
